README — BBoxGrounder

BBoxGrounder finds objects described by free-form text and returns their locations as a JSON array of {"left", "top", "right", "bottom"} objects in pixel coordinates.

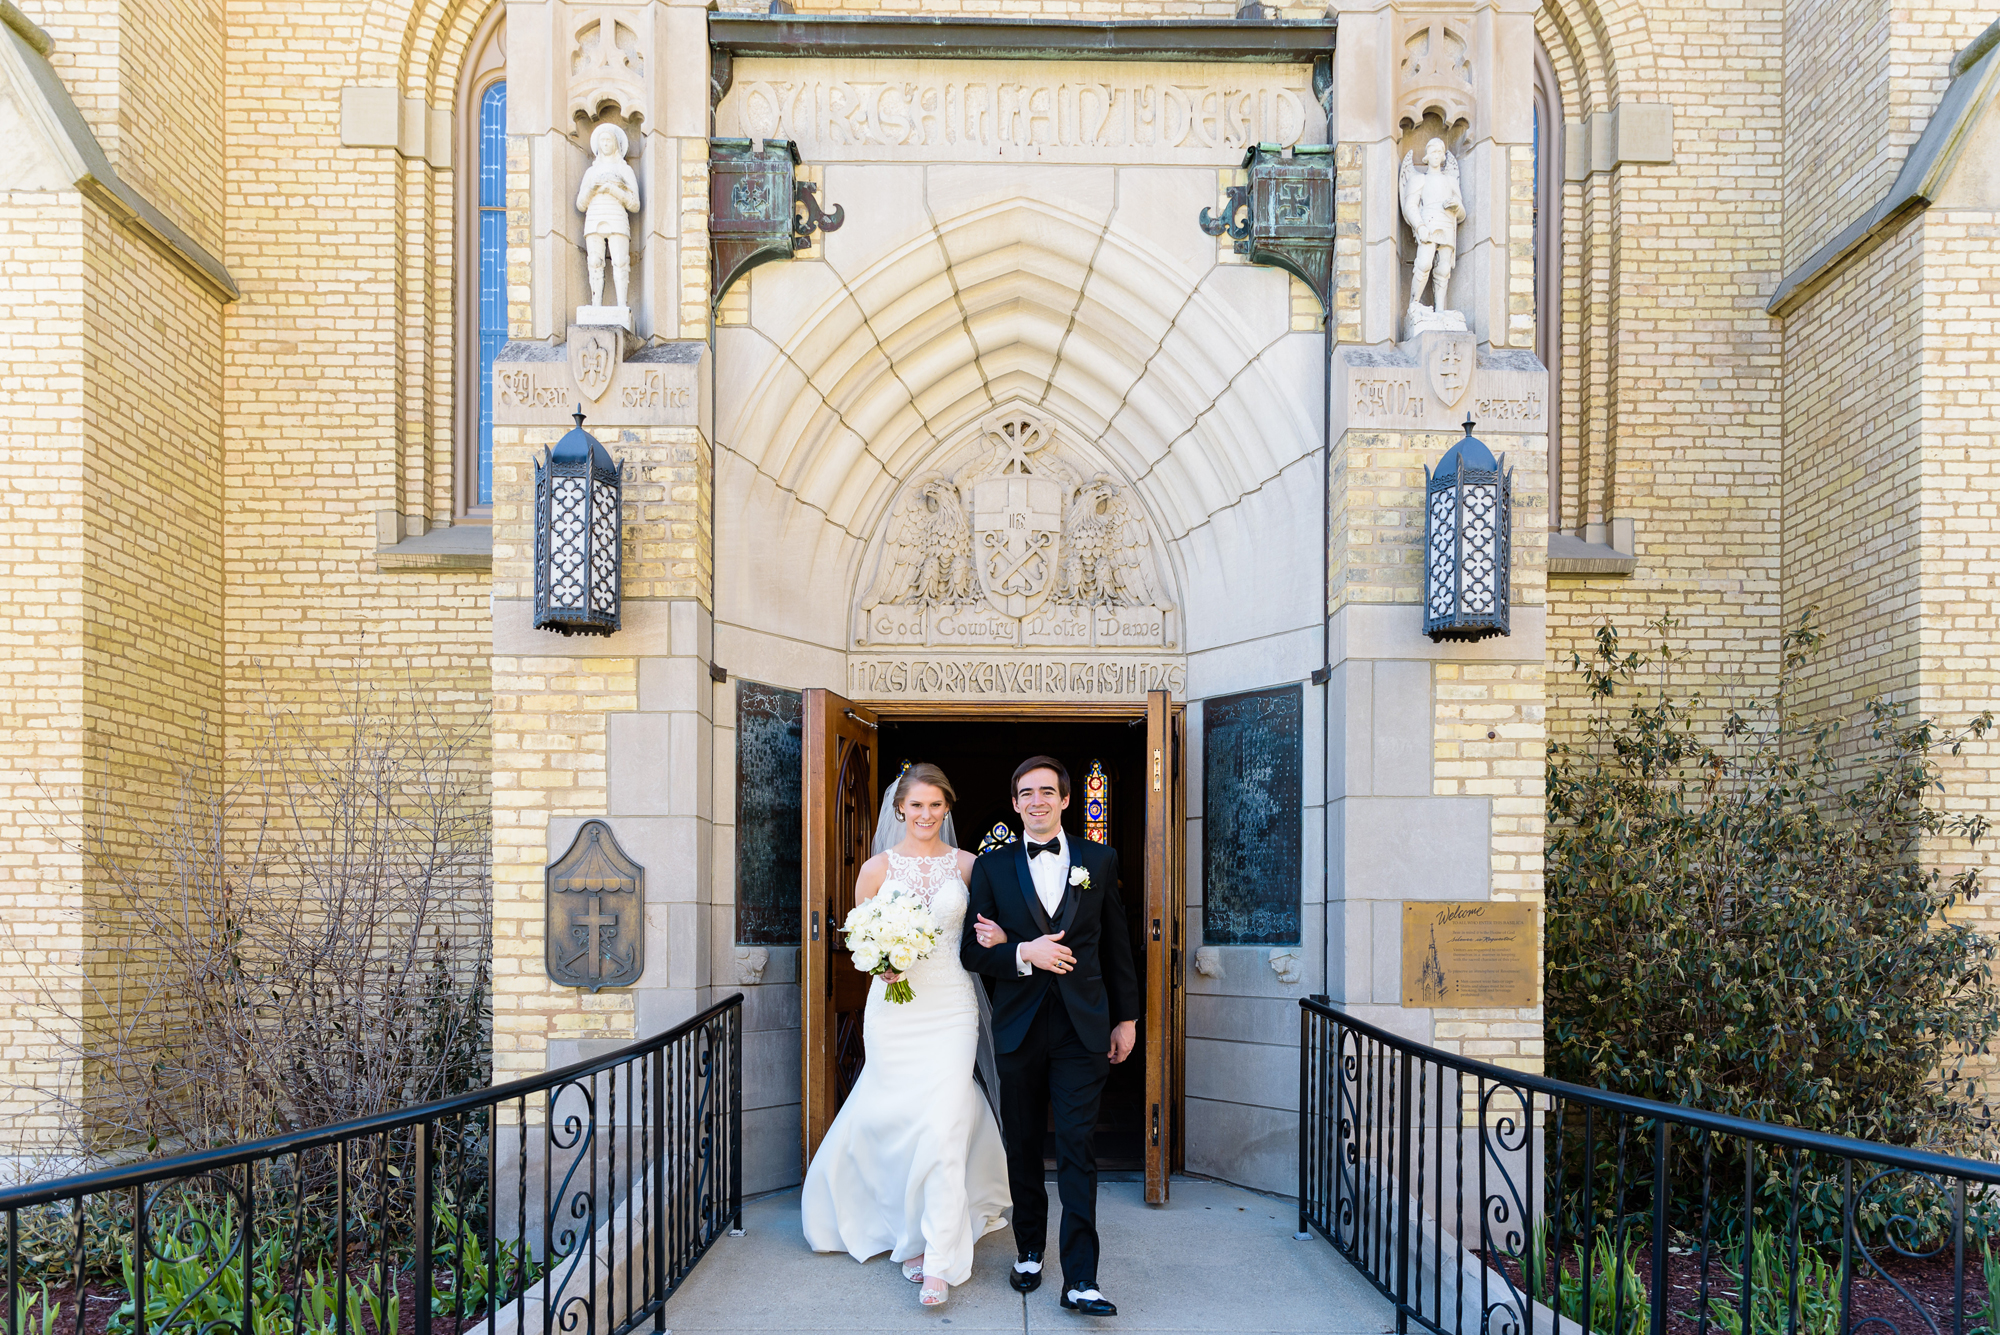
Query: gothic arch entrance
[{"left": 800, "top": 692, "right": 1185, "bottom": 1203}]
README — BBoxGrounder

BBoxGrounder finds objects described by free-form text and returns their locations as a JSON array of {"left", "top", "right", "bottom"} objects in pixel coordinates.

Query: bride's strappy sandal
[
  {"left": 919, "top": 1276, "right": 949, "bottom": 1307},
  {"left": 901, "top": 1256, "right": 925, "bottom": 1283}
]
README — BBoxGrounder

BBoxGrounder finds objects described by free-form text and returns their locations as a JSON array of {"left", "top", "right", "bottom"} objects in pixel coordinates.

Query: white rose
[
  {"left": 1069, "top": 866, "right": 1089, "bottom": 887},
  {"left": 889, "top": 945, "right": 915, "bottom": 971},
  {"left": 853, "top": 947, "right": 881, "bottom": 972}
]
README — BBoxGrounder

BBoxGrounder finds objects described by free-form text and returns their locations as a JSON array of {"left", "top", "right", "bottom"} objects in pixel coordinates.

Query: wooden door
[
  {"left": 1170, "top": 705, "right": 1187, "bottom": 1175},
  {"left": 1142, "top": 689, "right": 1177, "bottom": 1203},
  {"left": 800, "top": 690, "right": 878, "bottom": 1162}
]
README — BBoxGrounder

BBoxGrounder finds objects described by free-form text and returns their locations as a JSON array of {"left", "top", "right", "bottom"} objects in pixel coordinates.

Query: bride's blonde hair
[{"left": 894, "top": 762, "right": 957, "bottom": 813}]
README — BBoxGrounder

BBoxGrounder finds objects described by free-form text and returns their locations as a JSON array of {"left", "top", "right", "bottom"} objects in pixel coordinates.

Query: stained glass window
[
  {"left": 477, "top": 80, "right": 508, "bottom": 507},
  {"left": 1083, "top": 760, "right": 1109, "bottom": 844},
  {"left": 977, "top": 822, "right": 1016, "bottom": 854}
]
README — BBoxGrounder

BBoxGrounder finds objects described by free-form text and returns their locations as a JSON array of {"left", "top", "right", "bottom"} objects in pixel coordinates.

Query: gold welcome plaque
[{"left": 1401, "top": 901, "right": 1539, "bottom": 1009}]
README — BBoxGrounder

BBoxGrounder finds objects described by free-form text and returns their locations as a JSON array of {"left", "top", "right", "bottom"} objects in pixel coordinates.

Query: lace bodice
[{"left": 880, "top": 851, "right": 971, "bottom": 992}]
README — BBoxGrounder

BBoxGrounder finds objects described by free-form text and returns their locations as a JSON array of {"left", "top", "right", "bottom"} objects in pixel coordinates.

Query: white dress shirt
[{"left": 1015, "top": 829, "right": 1070, "bottom": 976}]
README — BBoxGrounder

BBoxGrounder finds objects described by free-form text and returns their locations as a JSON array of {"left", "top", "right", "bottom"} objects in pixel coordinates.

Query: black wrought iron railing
[
  {"left": 1300, "top": 998, "right": 2000, "bottom": 1335},
  {"left": 0, "top": 995, "right": 741, "bottom": 1335}
]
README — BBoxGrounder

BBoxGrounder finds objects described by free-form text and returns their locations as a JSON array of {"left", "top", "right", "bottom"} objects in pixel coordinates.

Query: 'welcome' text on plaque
[{"left": 1400, "top": 901, "right": 1538, "bottom": 1009}]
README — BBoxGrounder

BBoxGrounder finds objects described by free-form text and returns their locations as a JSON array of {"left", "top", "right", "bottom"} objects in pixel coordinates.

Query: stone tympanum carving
[
  {"left": 576, "top": 123, "right": 640, "bottom": 329},
  {"left": 1399, "top": 138, "right": 1467, "bottom": 335},
  {"left": 858, "top": 409, "right": 1175, "bottom": 650}
]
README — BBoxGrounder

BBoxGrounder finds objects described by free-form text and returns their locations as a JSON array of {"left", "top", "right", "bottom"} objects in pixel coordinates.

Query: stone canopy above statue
[{"left": 855, "top": 408, "right": 1178, "bottom": 651}]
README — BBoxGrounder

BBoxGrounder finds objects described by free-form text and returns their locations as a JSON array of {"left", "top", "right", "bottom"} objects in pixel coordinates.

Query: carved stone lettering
[
  {"left": 1335, "top": 348, "right": 1549, "bottom": 436},
  {"left": 719, "top": 59, "right": 1323, "bottom": 165},
  {"left": 494, "top": 343, "right": 706, "bottom": 427},
  {"left": 499, "top": 370, "right": 568, "bottom": 410},
  {"left": 1472, "top": 389, "right": 1546, "bottom": 423},
  {"left": 850, "top": 656, "right": 1186, "bottom": 700},
  {"left": 1352, "top": 376, "right": 1427, "bottom": 423}
]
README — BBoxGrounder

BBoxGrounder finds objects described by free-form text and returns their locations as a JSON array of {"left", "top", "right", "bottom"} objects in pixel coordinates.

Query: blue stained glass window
[{"left": 477, "top": 80, "right": 507, "bottom": 507}]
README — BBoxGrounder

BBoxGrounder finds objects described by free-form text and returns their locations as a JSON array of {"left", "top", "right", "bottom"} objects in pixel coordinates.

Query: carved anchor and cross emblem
[
  {"left": 545, "top": 820, "right": 645, "bottom": 992},
  {"left": 984, "top": 518, "right": 1054, "bottom": 594},
  {"left": 971, "top": 473, "right": 1064, "bottom": 618},
  {"left": 559, "top": 894, "right": 630, "bottom": 982}
]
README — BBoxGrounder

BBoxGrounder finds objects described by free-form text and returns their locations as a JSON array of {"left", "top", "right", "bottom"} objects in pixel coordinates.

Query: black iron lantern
[
  {"left": 533, "top": 405, "right": 621, "bottom": 636},
  {"left": 1423, "top": 417, "right": 1512, "bottom": 642}
]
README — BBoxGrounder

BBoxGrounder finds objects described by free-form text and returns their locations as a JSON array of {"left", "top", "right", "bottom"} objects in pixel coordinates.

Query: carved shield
[
  {"left": 569, "top": 326, "right": 620, "bottom": 402},
  {"left": 1424, "top": 330, "right": 1475, "bottom": 408},
  {"left": 969, "top": 474, "right": 1064, "bottom": 618}
]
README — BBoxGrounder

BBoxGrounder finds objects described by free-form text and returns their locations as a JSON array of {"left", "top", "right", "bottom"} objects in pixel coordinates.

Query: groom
[{"left": 961, "top": 756, "right": 1141, "bottom": 1318}]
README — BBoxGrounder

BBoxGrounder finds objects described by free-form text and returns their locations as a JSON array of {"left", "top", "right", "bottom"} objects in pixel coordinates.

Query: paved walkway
[{"left": 662, "top": 1176, "right": 1397, "bottom": 1334}]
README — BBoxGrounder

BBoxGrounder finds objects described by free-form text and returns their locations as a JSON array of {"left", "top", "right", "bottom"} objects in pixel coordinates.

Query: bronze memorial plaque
[{"left": 1401, "top": 901, "right": 1539, "bottom": 1009}]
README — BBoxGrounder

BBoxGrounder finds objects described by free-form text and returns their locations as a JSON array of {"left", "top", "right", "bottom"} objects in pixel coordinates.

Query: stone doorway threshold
[{"left": 661, "top": 1176, "right": 1395, "bottom": 1333}]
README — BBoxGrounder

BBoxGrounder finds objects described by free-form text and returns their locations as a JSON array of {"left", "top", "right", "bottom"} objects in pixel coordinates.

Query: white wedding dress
[{"left": 801, "top": 851, "right": 1012, "bottom": 1285}]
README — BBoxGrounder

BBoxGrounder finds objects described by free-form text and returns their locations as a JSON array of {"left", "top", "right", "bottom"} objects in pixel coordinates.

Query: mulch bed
[{"left": 1481, "top": 1240, "right": 1985, "bottom": 1335}]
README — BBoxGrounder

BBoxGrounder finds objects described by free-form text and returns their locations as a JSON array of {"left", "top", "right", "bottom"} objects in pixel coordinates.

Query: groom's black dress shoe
[
  {"left": 1011, "top": 1253, "right": 1042, "bottom": 1293},
  {"left": 1060, "top": 1289, "right": 1118, "bottom": 1317}
]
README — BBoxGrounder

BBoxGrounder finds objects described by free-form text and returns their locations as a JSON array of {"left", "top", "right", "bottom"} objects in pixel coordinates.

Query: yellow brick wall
[
  {"left": 1330, "top": 429, "right": 1548, "bottom": 614},
  {"left": 218, "top": 0, "right": 493, "bottom": 755},
  {"left": 1915, "top": 211, "right": 2000, "bottom": 937},
  {"left": 26, "top": 0, "right": 226, "bottom": 257},
  {"left": 1332, "top": 424, "right": 1549, "bottom": 1073},
  {"left": 0, "top": 198, "right": 90, "bottom": 1137},
  {"left": 491, "top": 651, "right": 640, "bottom": 1080},
  {"left": 486, "top": 410, "right": 710, "bottom": 1069},
  {"left": 1781, "top": 0, "right": 1891, "bottom": 271},
  {"left": 1541, "top": 0, "right": 1787, "bottom": 746},
  {"left": 1780, "top": 220, "right": 1924, "bottom": 722},
  {"left": 0, "top": 187, "right": 226, "bottom": 1140}
]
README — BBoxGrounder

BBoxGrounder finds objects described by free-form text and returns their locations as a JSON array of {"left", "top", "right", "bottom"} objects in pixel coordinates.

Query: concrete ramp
[{"left": 663, "top": 1176, "right": 1397, "bottom": 1334}]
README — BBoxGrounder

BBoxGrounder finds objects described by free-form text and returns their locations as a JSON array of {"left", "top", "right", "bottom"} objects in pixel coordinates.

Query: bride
[{"left": 801, "top": 763, "right": 1011, "bottom": 1307}]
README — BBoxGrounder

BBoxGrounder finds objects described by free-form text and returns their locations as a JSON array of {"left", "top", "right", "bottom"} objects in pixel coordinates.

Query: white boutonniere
[{"left": 1068, "top": 866, "right": 1090, "bottom": 890}]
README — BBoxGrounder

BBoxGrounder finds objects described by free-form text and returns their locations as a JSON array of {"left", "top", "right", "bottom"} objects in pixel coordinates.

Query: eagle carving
[
  {"left": 866, "top": 476, "right": 974, "bottom": 607},
  {"left": 1054, "top": 476, "right": 1171, "bottom": 610}
]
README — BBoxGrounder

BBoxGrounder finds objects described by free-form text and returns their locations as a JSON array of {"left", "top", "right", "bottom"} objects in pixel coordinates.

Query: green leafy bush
[
  {"left": 1546, "top": 615, "right": 1997, "bottom": 1233},
  {"left": 1549, "top": 615, "right": 1996, "bottom": 1140}
]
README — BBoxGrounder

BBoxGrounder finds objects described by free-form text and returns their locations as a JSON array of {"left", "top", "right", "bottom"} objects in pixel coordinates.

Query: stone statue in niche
[
  {"left": 1399, "top": 137, "right": 1467, "bottom": 335},
  {"left": 575, "top": 123, "right": 640, "bottom": 329}
]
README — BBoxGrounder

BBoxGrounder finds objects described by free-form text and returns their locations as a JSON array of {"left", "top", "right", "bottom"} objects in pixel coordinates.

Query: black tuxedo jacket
[{"left": 959, "top": 834, "right": 1142, "bottom": 1056}]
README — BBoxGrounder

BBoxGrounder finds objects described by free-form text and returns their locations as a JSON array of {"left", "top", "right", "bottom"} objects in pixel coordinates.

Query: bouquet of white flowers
[{"left": 841, "top": 887, "right": 939, "bottom": 1004}]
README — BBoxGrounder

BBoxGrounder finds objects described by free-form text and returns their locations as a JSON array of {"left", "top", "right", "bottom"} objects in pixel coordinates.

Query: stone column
[
  {"left": 490, "top": 0, "right": 720, "bottom": 1072},
  {"left": 1322, "top": 0, "right": 1548, "bottom": 1076}
]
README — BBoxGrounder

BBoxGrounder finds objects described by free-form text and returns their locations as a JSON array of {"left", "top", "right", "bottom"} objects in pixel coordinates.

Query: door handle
[
  {"left": 1151, "top": 917, "right": 1161, "bottom": 942},
  {"left": 811, "top": 910, "right": 820, "bottom": 941},
  {"left": 1151, "top": 1102, "right": 1160, "bottom": 1147}
]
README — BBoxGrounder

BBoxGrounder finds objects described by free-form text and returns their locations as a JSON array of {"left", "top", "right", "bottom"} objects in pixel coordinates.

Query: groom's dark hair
[{"left": 1011, "top": 755, "right": 1070, "bottom": 799}]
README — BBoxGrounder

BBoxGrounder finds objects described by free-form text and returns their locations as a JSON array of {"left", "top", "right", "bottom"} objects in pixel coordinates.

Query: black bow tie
[{"left": 1027, "top": 838, "right": 1061, "bottom": 859}]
